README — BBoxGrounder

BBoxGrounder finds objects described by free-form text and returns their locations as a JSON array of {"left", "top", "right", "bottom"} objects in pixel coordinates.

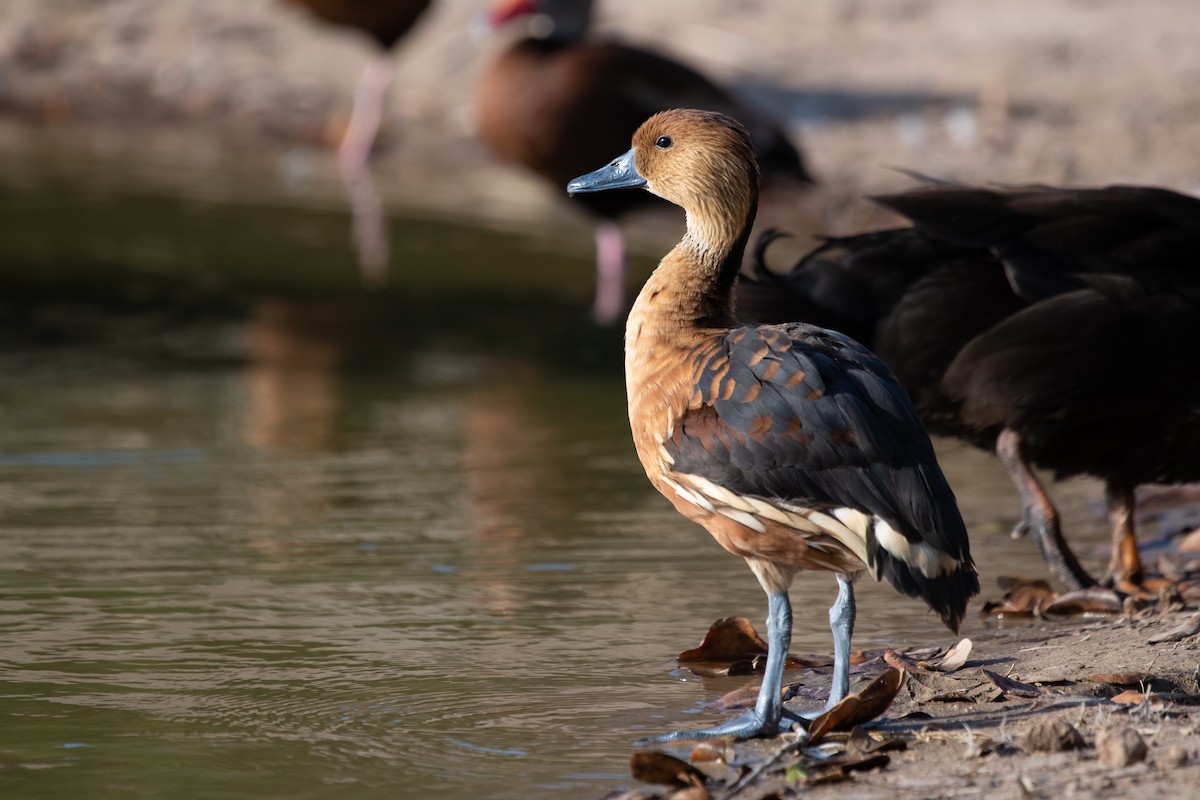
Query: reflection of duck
[
  {"left": 282, "top": 0, "right": 433, "bottom": 170},
  {"left": 740, "top": 182, "right": 1200, "bottom": 593},
  {"left": 478, "top": 0, "right": 811, "bottom": 324},
  {"left": 569, "top": 110, "right": 976, "bottom": 742}
]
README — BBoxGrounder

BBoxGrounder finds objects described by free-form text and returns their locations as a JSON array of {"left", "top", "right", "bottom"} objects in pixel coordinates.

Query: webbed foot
[{"left": 635, "top": 708, "right": 803, "bottom": 745}]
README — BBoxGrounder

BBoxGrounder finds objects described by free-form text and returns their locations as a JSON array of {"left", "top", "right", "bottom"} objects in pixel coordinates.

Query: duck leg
[
  {"left": 1105, "top": 484, "right": 1146, "bottom": 591},
  {"left": 636, "top": 591, "right": 798, "bottom": 744},
  {"left": 824, "top": 572, "right": 855, "bottom": 710},
  {"left": 996, "top": 429, "right": 1097, "bottom": 591},
  {"left": 338, "top": 51, "right": 395, "bottom": 173},
  {"left": 592, "top": 221, "right": 627, "bottom": 325}
]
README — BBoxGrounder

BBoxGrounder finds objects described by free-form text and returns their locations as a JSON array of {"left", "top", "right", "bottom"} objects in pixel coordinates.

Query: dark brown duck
[{"left": 741, "top": 182, "right": 1200, "bottom": 593}]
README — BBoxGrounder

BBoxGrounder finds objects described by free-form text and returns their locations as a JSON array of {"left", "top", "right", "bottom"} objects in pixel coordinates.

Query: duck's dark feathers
[
  {"left": 740, "top": 181, "right": 1200, "bottom": 486},
  {"left": 675, "top": 323, "right": 969, "bottom": 555},
  {"left": 668, "top": 322, "right": 976, "bottom": 626}
]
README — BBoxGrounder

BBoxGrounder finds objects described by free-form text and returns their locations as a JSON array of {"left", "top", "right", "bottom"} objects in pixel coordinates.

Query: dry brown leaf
[
  {"left": 1148, "top": 614, "right": 1200, "bottom": 644},
  {"left": 1089, "top": 672, "right": 1149, "bottom": 687},
  {"left": 677, "top": 617, "right": 827, "bottom": 675},
  {"left": 883, "top": 649, "right": 932, "bottom": 674},
  {"left": 931, "top": 638, "right": 973, "bottom": 672},
  {"left": 805, "top": 754, "right": 891, "bottom": 785},
  {"left": 1178, "top": 526, "right": 1200, "bottom": 553},
  {"left": 1044, "top": 587, "right": 1123, "bottom": 615},
  {"left": 1110, "top": 689, "right": 1153, "bottom": 705},
  {"left": 688, "top": 742, "right": 727, "bottom": 764},
  {"left": 806, "top": 668, "right": 905, "bottom": 743},
  {"left": 981, "top": 668, "right": 1042, "bottom": 698},
  {"left": 905, "top": 671, "right": 984, "bottom": 704},
  {"left": 630, "top": 751, "right": 707, "bottom": 788},
  {"left": 982, "top": 577, "right": 1058, "bottom": 616}
]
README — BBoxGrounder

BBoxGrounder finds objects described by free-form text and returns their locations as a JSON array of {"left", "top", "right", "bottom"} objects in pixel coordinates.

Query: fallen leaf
[
  {"left": 1044, "top": 587, "right": 1123, "bottom": 615},
  {"left": 713, "top": 686, "right": 759, "bottom": 713},
  {"left": 845, "top": 726, "right": 908, "bottom": 757},
  {"left": 1178, "top": 527, "right": 1200, "bottom": 553},
  {"left": 1020, "top": 674, "right": 1073, "bottom": 685},
  {"left": 688, "top": 742, "right": 727, "bottom": 764},
  {"left": 982, "top": 577, "right": 1058, "bottom": 616},
  {"left": 905, "top": 671, "right": 981, "bottom": 704},
  {"left": 1110, "top": 689, "right": 1153, "bottom": 705},
  {"left": 677, "top": 617, "right": 767, "bottom": 662},
  {"left": 807, "top": 668, "right": 905, "bottom": 743},
  {"left": 806, "top": 754, "right": 891, "bottom": 785},
  {"left": 931, "top": 638, "right": 973, "bottom": 672},
  {"left": 981, "top": 668, "right": 1042, "bottom": 698},
  {"left": 1148, "top": 614, "right": 1200, "bottom": 644},
  {"left": 630, "top": 751, "right": 706, "bottom": 788},
  {"left": 677, "top": 617, "right": 826, "bottom": 675},
  {"left": 883, "top": 649, "right": 933, "bottom": 674},
  {"left": 1089, "top": 672, "right": 1149, "bottom": 687}
]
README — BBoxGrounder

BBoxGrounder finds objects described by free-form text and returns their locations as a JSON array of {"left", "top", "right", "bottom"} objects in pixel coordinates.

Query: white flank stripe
[
  {"left": 875, "top": 520, "right": 959, "bottom": 578},
  {"left": 716, "top": 507, "right": 768, "bottom": 533},
  {"left": 663, "top": 477, "right": 715, "bottom": 512}
]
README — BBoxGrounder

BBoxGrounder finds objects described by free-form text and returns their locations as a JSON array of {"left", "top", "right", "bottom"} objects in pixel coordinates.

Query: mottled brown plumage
[{"left": 569, "top": 110, "right": 976, "bottom": 742}]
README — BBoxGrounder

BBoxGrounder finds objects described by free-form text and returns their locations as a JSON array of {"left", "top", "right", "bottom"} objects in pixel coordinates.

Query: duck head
[
  {"left": 568, "top": 109, "right": 760, "bottom": 260},
  {"left": 486, "top": 0, "right": 592, "bottom": 41}
]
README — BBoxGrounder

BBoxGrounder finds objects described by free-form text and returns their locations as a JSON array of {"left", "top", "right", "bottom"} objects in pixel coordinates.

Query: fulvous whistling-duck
[
  {"left": 567, "top": 111, "right": 977, "bottom": 741},
  {"left": 741, "top": 181, "right": 1200, "bottom": 594},
  {"left": 478, "top": 0, "right": 811, "bottom": 324},
  {"left": 282, "top": 0, "right": 432, "bottom": 170}
]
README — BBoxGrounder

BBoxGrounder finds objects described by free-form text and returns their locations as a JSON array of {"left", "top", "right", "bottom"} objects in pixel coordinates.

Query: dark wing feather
[{"left": 667, "top": 324, "right": 969, "bottom": 561}]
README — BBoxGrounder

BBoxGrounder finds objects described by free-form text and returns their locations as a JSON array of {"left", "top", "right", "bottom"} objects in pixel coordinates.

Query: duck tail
[{"left": 864, "top": 515, "right": 980, "bottom": 634}]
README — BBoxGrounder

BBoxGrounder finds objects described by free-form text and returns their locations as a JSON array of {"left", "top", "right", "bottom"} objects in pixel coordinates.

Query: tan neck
[{"left": 624, "top": 162, "right": 757, "bottom": 394}]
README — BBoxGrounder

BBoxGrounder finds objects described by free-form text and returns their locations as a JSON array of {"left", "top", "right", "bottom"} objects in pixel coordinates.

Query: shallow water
[{"left": 0, "top": 144, "right": 1124, "bottom": 799}]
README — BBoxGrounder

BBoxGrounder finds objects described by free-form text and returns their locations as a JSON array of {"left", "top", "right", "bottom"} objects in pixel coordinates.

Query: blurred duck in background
[
  {"left": 477, "top": 0, "right": 812, "bottom": 324},
  {"left": 280, "top": 1, "right": 433, "bottom": 286},
  {"left": 282, "top": 0, "right": 433, "bottom": 171},
  {"left": 740, "top": 181, "right": 1200, "bottom": 596}
]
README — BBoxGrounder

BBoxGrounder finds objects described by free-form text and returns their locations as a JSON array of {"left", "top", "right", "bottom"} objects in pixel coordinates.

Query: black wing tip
[{"left": 873, "top": 552, "right": 980, "bottom": 634}]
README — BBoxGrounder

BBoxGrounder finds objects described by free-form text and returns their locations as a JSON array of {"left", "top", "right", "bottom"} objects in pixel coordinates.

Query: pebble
[
  {"left": 1095, "top": 725, "right": 1148, "bottom": 768},
  {"left": 1159, "top": 745, "right": 1190, "bottom": 768},
  {"left": 1023, "top": 719, "right": 1085, "bottom": 752}
]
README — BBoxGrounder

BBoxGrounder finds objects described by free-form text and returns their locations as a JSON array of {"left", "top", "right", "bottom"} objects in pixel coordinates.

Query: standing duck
[
  {"left": 740, "top": 183, "right": 1200, "bottom": 593},
  {"left": 568, "top": 110, "right": 977, "bottom": 741},
  {"left": 282, "top": 0, "right": 433, "bottom": 170},
  {"left": 479, "top": 0, "right": 811, "bottom": 324}
]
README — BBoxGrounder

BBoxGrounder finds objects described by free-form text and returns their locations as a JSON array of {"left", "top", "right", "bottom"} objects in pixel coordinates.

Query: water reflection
[{"left": 339, "top": 155, "right": 392, "bottom": 286}]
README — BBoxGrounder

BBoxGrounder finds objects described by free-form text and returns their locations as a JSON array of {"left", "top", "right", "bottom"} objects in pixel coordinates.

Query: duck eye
[{"left": 655, "top": 135, "right": 673, "bottom": 149}]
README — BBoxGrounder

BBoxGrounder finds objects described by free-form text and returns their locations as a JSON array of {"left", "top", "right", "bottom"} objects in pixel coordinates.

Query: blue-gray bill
[{"left": 566, "top": 148, "right": 647, "bottom": 196}]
